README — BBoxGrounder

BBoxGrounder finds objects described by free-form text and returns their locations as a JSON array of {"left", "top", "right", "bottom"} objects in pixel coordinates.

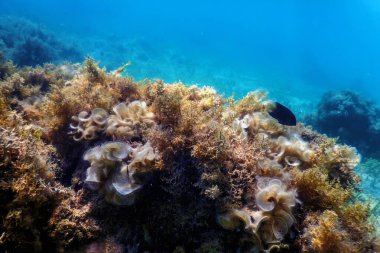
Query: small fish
[{"left": 269, "top": 102, "right": 296, "bottom": 126}]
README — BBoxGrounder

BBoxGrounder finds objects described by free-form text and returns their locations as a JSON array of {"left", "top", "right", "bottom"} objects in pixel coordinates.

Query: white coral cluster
[
  {"left": 84, "top": 141, "right": 156, "bottom": 205},
  {"left": 69, "top": 100, "right": 155, "bottom": 141},
  {"left": 218, "top": 178, "right": 298, "bottom": 251}
]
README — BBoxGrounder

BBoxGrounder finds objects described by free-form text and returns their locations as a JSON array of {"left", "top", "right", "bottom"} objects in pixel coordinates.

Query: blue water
[{"left": 2, "top": 0, "right": 380, "bottom": 108}]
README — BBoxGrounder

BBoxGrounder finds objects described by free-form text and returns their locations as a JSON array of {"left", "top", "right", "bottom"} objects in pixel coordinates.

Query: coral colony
[{"left": 0, "top": 58, "right": 379, "bottom": 253}]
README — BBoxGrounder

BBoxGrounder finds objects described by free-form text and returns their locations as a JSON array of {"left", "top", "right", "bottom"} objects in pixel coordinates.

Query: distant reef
[
  {"left": 308, "top": 90, "right": 380, "bottom": 159},
  {"left": 0, "top": 16, "right": 82, "bottom": 67},
  {"left": 0, "top": 58, "right": 378, "bottom": 252}
]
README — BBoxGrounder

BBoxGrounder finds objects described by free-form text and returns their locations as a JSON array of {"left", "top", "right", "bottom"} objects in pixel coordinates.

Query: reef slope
[{"left": 0, "top": 58, "right": 377, "bottom": 253}]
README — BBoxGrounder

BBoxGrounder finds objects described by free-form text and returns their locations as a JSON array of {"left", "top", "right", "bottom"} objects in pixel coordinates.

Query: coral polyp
[{"left": 0, "top": 58, "right": 377, "bottom": 252}]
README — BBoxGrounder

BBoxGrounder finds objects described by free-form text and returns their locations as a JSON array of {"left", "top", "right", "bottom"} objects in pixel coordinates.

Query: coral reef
[
  {"left": 309, "top": 90, "right": 380, "bottom": 159},
  {"left": 0, "top": 16, "right": 81, "bottom": 67},
  {"left": 0, "top": 59, "right": 377, "bottom": 252}
]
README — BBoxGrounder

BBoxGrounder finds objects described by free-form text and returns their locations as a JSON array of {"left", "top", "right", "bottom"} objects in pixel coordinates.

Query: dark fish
[{"left": 269, "top": 102, "right": 296, "bottom": 126}]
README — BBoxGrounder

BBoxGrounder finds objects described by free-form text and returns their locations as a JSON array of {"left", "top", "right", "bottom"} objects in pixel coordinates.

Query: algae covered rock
[
  {"left": 0, "top": 59, "right": 377, "bottom": 253},
  {"left": 310, "top": 90, "right": 380, "bottom": 159}
]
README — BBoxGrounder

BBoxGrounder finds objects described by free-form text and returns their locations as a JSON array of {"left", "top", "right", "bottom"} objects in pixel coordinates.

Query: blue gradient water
[
  {"left": 1, "top": 0, "right": 379, "bottom": 228},
  {"left": 2, "top": 0, "right": 380, "bottom": 105}
]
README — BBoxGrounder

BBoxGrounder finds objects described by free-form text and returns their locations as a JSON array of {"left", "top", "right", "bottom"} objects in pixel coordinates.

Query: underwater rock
[
  {"left": 0, "top": 16, "right": 82, "bottom": 66},
  {"left": 310, "top": 90, "right": 380, "bottom": 159},
  {"left": 0, "top": 60, "right": 377, "bottom": 252}
]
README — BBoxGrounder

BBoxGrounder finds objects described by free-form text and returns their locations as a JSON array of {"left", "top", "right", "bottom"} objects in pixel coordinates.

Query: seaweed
[
  {"left": 309, "top": 90, "right": 380, "bottom": 159},
  {"left": 0, "top": 16, "right": 82, "bottom": 67},
  {"left": 0, "top": 60, "right": 377, "bottom": 252}
]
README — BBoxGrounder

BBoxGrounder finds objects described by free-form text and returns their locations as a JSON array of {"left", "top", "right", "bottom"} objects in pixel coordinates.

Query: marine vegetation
[
  {"left": 0, "top": 16, "right": 82, "bottom": 67},
  {"left": 0, "top": 58, "right": 377, "bottom": 252},
  {"left": 308, "top": 90, "right": 380, "bottom": 159}
]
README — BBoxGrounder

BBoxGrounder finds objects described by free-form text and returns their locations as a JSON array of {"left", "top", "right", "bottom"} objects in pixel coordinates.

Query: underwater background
[
  {"left": 2, "top": 0, "right": 380, "bottom": 105},
  {"left": 1, "top": 0, "right": 380, "bottom": 252}
]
